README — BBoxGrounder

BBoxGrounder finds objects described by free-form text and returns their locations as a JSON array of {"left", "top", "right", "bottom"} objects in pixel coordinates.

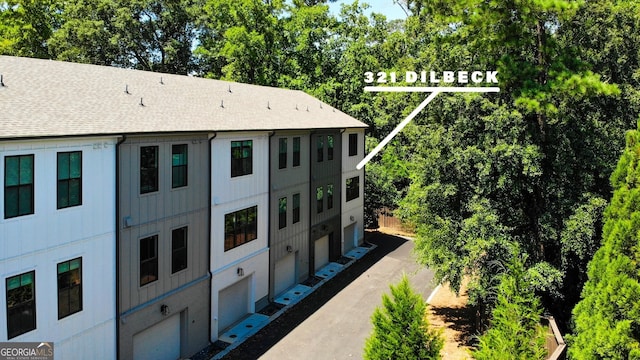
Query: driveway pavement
[{"left": 223, "top": 232, "right": 436, "bottom": 360}]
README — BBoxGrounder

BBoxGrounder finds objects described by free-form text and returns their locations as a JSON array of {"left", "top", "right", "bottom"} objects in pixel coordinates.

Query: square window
[
  {"left": 346, "top": 176, "right": 360, "bottom": 202},
  {"left": 231, "top": 140, "right": 253, "bottom": 177},
  {"left": 58, "top": 258, "right": 82, "bottom": 319},
  {"left": 140, "top": 146, "right": 159, "bottom": 194},
  {"left": 172, "top": 227, "right": 188, "bottom": 273},
  {"left": 4, "top": 155, "right": 34, "bottom": 218},
  {"left": 57, "top": 151, "right": 82, "bottom": 209},
  {"left": 279, "top": 138, "right": 287, "bottom": 169},
  {"left": 6, "top": 271, "right": 36, "bottom": 339},
  {"left": 172, "top": 144, "right": 188, "bottom": 188},
  {"left": 224, "top": 206, "right": 258, "bottom": 251},
  {"left": 140, "top": 235, "right": 158, "bottom": 286}
]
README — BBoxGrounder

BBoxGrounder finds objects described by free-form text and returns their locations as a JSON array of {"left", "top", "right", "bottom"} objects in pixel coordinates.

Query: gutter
[{"left": 114, "top": 134, "right": 127, "bottom": 360}]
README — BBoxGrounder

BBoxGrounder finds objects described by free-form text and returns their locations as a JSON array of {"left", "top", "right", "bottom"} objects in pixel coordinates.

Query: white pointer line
[
  {"left": 356, "top": 91, "right": 441, "bottom": 170},
  {"left": 364, "top": 86, "right": 500, "bottom": 93},
  {"left": 356, "top": 86, "right": 500, "bottom": 170}
]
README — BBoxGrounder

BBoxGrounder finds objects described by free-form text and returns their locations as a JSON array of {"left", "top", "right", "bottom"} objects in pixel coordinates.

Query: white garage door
[
  {"left": 218, "top": 277, "right": 250, "bottom": 333},
  {"left": 315, "top": 235, "right": 329, "bottom": 271},
  {"left": 274, "top": 253, "right": 296, "bottom": 296},
  {"left": 133, "top": 313, "right": 180, "bottom": 360},
  {"left": 344, "top": 224, "right": 356, "bottom": 253}
]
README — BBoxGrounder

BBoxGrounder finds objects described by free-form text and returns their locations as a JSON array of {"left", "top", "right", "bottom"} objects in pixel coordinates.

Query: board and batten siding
[
  {"left": 269, "top": 133, "right": 311, "bottom": 295},
  {"left": 0, "top": 137, "right": 117, "bottom": 359},
  {"left": 118, "top": 134, "right": 210, "bottom": 311},
  {"left": 342, "top": 129, "right": 365, "bottom": 250}
]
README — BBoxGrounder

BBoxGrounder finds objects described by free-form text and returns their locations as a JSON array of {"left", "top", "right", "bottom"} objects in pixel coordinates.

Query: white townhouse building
[{"left": 0, "top": 55, "right": 366, "bottom": 359}]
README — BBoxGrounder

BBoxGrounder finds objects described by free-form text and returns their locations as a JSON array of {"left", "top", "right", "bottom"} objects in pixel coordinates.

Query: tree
[
  {"left": 473, "top": 255, "right": 547, "bottom": 360},
  {"left": 570, "top": 125, "right": 640, "bottom": 359},
  {"left": 363, "top": 275, "right": 442, "bottom": 360},
  {"left": 0, "top": 0, "right": 59, "bottom": 58}
]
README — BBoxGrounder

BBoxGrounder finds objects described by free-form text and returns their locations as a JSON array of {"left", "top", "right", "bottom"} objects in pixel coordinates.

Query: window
[
  {"left": 224, "top": 206, "right": 258, "bottom": 251},
  {"left": 57, "top": 151, "right": 82, "bottom": 209},
  {"left": 293, "top": 137, "right": 301, "bottom": 167},
  {"left": 317, "top": 136, "right": 323, "bottom": 162},
  {"left": 58, "top": 258, "right": 82, "bottom": 319},
  {"left": 6, "top": 271, "right": 36, "bottom": 339},
  {"left": 346, "top": 176, "right": 360, "bottom": 201},
  {"left": 349, "top": 133, "right": 358, "bottom": 156},
  {"left": 172, "top": 144, "right": 188, "bottom": 188},
  {"left": 327, "top": 135, "right": 334, "bottom": 161},
  {"left": 278, "top": 197, "right": 287, "bottom": 229},
  {"left": 231, "top": 140, "right": 253, "bottom": 177},
  {"left": 140, "top": 146, "right": 159, "bottom": 194},
  {"left": 4, "top": 154, "right": 34, "bottom": 218},
  {"left": 293, "top": 193, "right": 300, "bottom": 224},
  {"left": 327, "top": 184, "right": 334, "bottom": 210},
  {"left": 172, "top": 227, "right": 188, "bottom": 274},
  {"left": 279, "top": 138, "right": 287, "bottom": 169},
  {"left": 140, "top": 235, "right": 158, "bottom": 286},
  {"left": 316, "top": 186, "right": 323, "bottom": 214}
]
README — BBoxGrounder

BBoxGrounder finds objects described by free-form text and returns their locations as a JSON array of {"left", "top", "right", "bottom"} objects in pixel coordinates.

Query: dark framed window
[
  {"left": 140, "top": 235, "right": 158, "bottom": 286},
  {"left": 316, "top": 186, "right": 323, "bottom": 214},
  {"left": 140, "top": 146, "right": 159, "bottom": 194},
  {"left": 231, "top": 140, "right": 253, "bottom": 177},
  {"left": 172, "top": 227, "right": 188, "bottom": 274},
  {"left": 293, "top": 137, "right": 301, "bottom": 167},
  {"left": 346, "top": 176, "right": 360, "bottom": 202},
  {"left": 4, "top": 154, "right": 34, "bottom": 218},
  {"left": 57, "top": 151, "right": 82, "bottom": 209},
  {"left": 58, "top": 258, "right": 82, "bottom": 319},
  {"left": 224, "top": 206, "right": 258, "bottom": 251},
  {"left": 279, "top": 138, "right": 287, "bottom": 169},
  {"left": 317, "top": 136, "right": 323, "bottom": 162},
  {"left": 349, "top": 133, "right": 358, "bottom": 156},
  {"left": 6, "top": 271, "right": 36, "bottom": 339},
  {"left": 278, "top": 197, "right": 287, "bottom": 229},
  {"left": 327, "top": 184, "right": 334, "bottom": 210},
  {"left": 172, "top": 144, "right": 188, "bottom": 188},
  {"left": 293, "top": 193, "right": 300, "bottom": 224},
  {"left": 327, "top": 135, "right": 334, "bottom": 161}
]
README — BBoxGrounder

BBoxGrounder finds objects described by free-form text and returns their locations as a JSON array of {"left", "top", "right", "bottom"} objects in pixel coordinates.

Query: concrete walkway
[{"left": 258, "top": 233, "right": 436, "bottom": 360}]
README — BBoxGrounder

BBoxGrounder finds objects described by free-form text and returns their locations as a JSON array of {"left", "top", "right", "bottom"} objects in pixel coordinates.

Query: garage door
[
  {"left": 274, "top": 253, "right": 296, "bottom": 296},
  {"left": 344, "top": 224, "right": 356, "bottom": 253},
  {"left": 315, "top": 235, "right": 329, "bottom": 271},
  {"left": 133, "top": 313, "right": 180, "bottom": 360},
  {"left": 218, "top": 277, "right": 250, "bottom": 333}
]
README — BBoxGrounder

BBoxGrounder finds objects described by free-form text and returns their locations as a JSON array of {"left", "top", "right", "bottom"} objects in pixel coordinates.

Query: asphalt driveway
[{"left": 223, "top": 231, "right": 437, "bottom": 360}]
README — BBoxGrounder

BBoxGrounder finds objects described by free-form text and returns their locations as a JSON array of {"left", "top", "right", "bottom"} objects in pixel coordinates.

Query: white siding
[
  {"left": 0, "top": 137, "right": 117, "bottom": 359},
  {"left": 210, "top": 132, "right": 269, "bottom": 342},
  {"left": 342, "top": 129, "right": 365, "bottom": 248}
]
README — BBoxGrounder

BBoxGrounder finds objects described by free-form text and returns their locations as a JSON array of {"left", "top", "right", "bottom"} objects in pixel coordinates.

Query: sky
[{"left": 328, "top": 0, "right": 409, "bottom": 21}]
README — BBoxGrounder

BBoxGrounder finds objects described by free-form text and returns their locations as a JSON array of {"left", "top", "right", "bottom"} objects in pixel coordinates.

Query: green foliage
[
  {"left": 363, "top": 275, "right": 442, "bottom": 360},
  {"left": 0, "top": 0, "right": 59, "bottom": 58},
  {"left": 570, "top": 124, "right": 640, "bottom": 359},
  {"left": 473, "top": 256, "right": 547, "bottom": 360}
]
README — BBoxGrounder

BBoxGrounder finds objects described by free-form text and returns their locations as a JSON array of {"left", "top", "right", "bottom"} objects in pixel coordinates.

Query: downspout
[
  {"left": 115, "top": 134, "right": 127, "bottom": 360},
  {"left": 308, "top": 131, "right": 316, "bottom": 278},
  {"left": 267, "top": 131, "right": 276, "bottom": 302},
  {"left": 207, "top": 132, "right": 216, "bottom": 344}
]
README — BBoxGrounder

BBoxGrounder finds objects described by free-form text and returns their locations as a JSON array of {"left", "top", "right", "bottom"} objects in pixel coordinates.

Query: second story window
[
  {"left": 224, "top": 206, "right": 258, "bottom": 251},
  {"left": 4, "top": 154, "right": 34, "bottom": 219},
  {"left": 293, "top": 137, "right": 301, "bottom": 167},
  {"left": 140, "top": 146, "right": 159, "bottom": 194},
  {"left": 346, "top": 176, "right": 360, "bottom": 202},
  {"left": 172, "top": 227, "right": 188, "bottom": 274},
  {"left": 316, "top": 186, "right": 323, "bottom": 214},
  {"left": 57, "top": 258, "right": 82, "bottom": 319},
  {"left": 172, "top": 144, "right": 188, "bottom": 188},
  {"left": 279, "top": 138, "right": 287, "bottom": 169},
  {"left": 231, "top": 140, "right": 253, "bottom": 177},
  {"left": 327, "top": 184, "right": 334, "bottom": 210},
  {"left": 57, "top": 151, "right": 82, "bottom": 209},
  {"left": 327, "top": 135, "right": 334, "bottom": 161},
  {"left": 6, "top": 271, "right": 36, "bottom": 339},
  {"left": 140, "top": 235, "right": 158, "bottom": 286},
  {"left": 279, "top": 197, "right": 287, "bottom": 229},
  {"left": 349, "top": 133, "right": 358, "bottom": 156},
  {"left": 293, "top": 193, "right": 300, "bottom": 224}
]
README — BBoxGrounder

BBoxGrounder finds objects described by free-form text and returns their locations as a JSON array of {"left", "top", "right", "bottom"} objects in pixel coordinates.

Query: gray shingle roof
[{"left": 0, "top": 56, "right": 367, "bottom": 139}]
